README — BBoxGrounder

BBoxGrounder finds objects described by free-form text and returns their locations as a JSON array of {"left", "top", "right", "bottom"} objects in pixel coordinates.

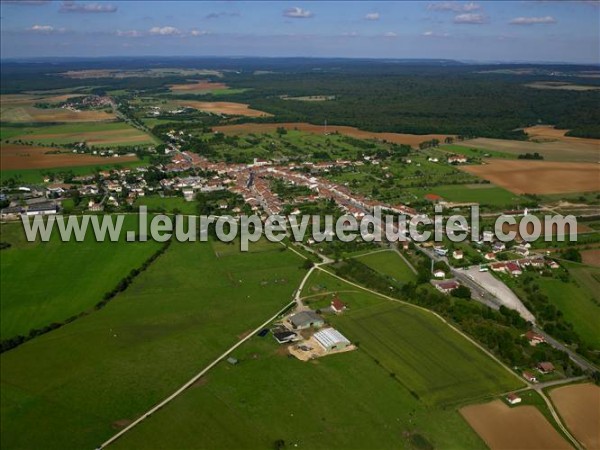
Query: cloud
[
  {"left": 364, "top": 12, "right": 380, "bottom": 21},
  {"left": 422, "top": 30, "right": 450, "bottom": 37},
  {"left": 190, "top": 29, "right": 210, "bottom": 36},
  {"left": 454, "top": 13, "right": 486, "bottom": 24},
  {"left": 149, "top": 26, "right": 181, "bottom": 36},
  {"left": 428, "top": 2, "right": 480, "bottom": 12},
  {"left": 27, "top": 24, "right": 54, "bottom": 32},
  {"left": 60, "top": 1, "right": 117, "bottom": 13},
  {"left": 205, "top": 11, "right": 240, "bottom": 19},
  {"left": 383, "top": 31, "right": 397, "bottom": 37},
  {"left": 116, "top": 30, "right": 142, "bottom": 38},
  {"left": 510, "top": 16, "right": 556, "bottom": 25},
  {"left": 283, "top": 6, "right": 313, "bottom": 18}
]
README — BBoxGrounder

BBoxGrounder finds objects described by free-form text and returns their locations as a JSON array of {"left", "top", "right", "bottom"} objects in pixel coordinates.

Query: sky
[{"left": 1, "top": 1, "right": 599, "bottom": 63}]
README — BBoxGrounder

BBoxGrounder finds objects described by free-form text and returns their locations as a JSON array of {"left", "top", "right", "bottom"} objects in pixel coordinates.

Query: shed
[{"left": 226, "top": 357, "right": 238, "bottom": 365}]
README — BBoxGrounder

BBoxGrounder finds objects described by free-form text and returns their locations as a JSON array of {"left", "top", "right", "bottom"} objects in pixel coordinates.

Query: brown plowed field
[
  {"left": 213, "top": 122, "right": 453, "bottom": 146},
  {"left": 549, "top": 383, "right": 600, "bottom": 450},
  {"left": 1, "top": 144, "right": 137, "bottom": 170},
  {"left": 461, "top": 160, "right": 600, "bottom": 194},
  {"left": 581, "top": 249, "right": 600, "bottom": 267},
  {"left": 460, "top": 400, "right": 571, "bottom": 450}
]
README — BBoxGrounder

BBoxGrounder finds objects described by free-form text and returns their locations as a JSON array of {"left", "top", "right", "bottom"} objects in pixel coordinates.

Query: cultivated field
[
  {"left": 1, "top": 143, "right": 138, "bottom": 170},
  {"left": 1, "top": 240, "right": 306, "bottom": 449},
  {"left": 460, "top": 400, "right": 571, "bottom": 450},
  {"left": 460, "top": 135, "right": 600, "bottom": 163},
  {"left": 334, "top": 300, "right": 522, "bottom": 405},
  {"left": 6, "top": 122, "right": 155, "bottom": 148},
  {"left": 549, "top": 383, "right": 600, "bottom": 450},
  {"left": 174, "top": 100, "right": 271, "bottom": 117},
  {"left": 168, "top": 80, "right": 228, "bottom": 94},
  {"left": 461, "top": 160, "right": 600, "bottom": 194},
  {"left": 581, "top": 249, "right": 600, "bottom": 267},
  {"left": 525, "top": 81, "right": 600, "bottom": 91},
  {"left": 1, "top": 94, "right": 116, "bottom": 123},
  {"left": 353, "top": 250, "right": 416, "bottom": 284},
  {"left": 213, "top": 122, "right": 453, "bottom": 147}
]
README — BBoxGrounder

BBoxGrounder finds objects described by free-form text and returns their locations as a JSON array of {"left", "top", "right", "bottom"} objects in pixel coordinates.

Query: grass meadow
[
  {"left": 1, "top": 239, "right": 306, "bottom": 450},
  {"left": 109, "top": 270, "right": 521, "bottom": 449},
  {"left": 353, "top": 250, "right": 417, "bottom": 284}
]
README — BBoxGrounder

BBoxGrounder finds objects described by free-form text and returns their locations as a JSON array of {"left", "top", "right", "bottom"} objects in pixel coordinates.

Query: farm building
[
  {"left": 537, "top": 362, "right": 555, "bottom": 374},
  {"left": 289, "top": 311, "right": 324, "bottom": 330},
  {"left": 506, "top": 393, "right": 522, "bottom": 405},
  {"left": 313, "top": 328, "right": 351, "bottom": 352},
  {"left": 273, "top": 330, "right": 298, "bottom": 344},
  {"left": 331, "top": 298, "right": 347, "bottom": 313}
]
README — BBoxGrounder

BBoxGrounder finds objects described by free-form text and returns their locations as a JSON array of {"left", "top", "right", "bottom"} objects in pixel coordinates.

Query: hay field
[
  {"left": 460, "top": 400, "right": 571, "bottom": 450},
  {"left": 213, "top": 122, "right": 453, "bottom": 146},
  {"left": 549, "top": 383, "right": 600, "bottom": 450},
  {"left": 1, "top": 144, "right": 138, "bottom": 170},
  {"left": 174, "top": 100, "right": 271, "bottom": 117},
  {"left": 461, "top": 160, "right": 600, "bottom": 194},
  {"left": 461, "top": 132, "right": 599, "bottom": 163}
]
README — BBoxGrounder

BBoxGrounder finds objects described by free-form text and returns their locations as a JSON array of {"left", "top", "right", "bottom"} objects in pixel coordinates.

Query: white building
[{"left": 313, "top": 328, "right": 351, "bottom": 352}]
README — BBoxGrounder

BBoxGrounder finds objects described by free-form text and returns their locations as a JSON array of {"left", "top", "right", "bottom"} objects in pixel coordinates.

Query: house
[
  {"left": 547, "top": 260, "right": 560, "bottom": 269},
  {"left": 331, "top": 298, "right": 347, "bottom": 314},
  {"left": 485, "top": 252, "right": 496, "bottom": 261},
  {"left": 435, "top": 280, "right": 460, "bottom": 294},
  {"left": 523, "top": 371, "right": 538, "bottom": 383},
  {"left": 506, "top": 393, "right": 522, "bottom": 405},
  {"left": 507, "top": 262, "right": 522, "bottom": 277},
  {"left": 448, "top": 155, "right": 467, "bottom": 164},
  {"left": 452, "top": 250, "right": 464, "bottom": 260},
  {"left": 490, "top": 262, "right": 507, "bottom": 272},
  {"left": 313, "top": 328, "right": 351, "bottom": 352},
  {"left": 482, "top": 231, "right": 494, "bottom": 242},
  {"left": 289, "top": 311, "right": 324, "bottom": 330},
  {"left": 0, "top": 206, "right": 23, "bottom": 220},
  {"left": 537, "top": 362, "right": 555, "bottom": 374},
  {"left": 525, "top": 330, "right": 546, "bottom": 346},
  {"left": 273, "top": 330, "right": 298, "bottom": 344},
  {"left": 433, "top": 269, "right": 446, "bottom": 278},
  {"left": 424, "top": 193, "right": 442, "bottom": 203},
  {"left": 493, "top": 242, "right": 506, "bottom": 252}
]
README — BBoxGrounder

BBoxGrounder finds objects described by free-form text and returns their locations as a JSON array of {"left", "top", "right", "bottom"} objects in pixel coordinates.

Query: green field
[
  {"left": 109, "top": 270, "right": 521, "bottom": 449},
  {"left": 440, "top": 144, "right": 514, "bottom": 160},
  {"left": 134, "top": 195, "right": 199, "bottom": 215},
  {"left": 1, "top": 158, "right": 147, "bottom": 183},
  {"left": 3, "top": 121, "right": 156, "bottom": 147},
  {"left": 0, "top": 216, "right": 161, "bottom": 340},
  {"left": 354, "top": 250, "right": 417, "bottom": 283},
  {"left": 406, "top": 183, "right": 521, "bottom": 207},
  {"left": 1, "top": 239, "right": 306, "bottom": 450},
  {"left": 539, "top": 262, "right": 600, "bottom": 348}
]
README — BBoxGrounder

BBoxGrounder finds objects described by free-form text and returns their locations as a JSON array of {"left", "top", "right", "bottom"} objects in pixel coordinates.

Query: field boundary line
[{"left": 98, "top": 299, "right": 296, "bottom": 449}]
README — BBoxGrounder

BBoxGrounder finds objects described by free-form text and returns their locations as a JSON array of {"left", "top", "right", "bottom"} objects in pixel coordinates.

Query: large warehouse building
[{"left": 313, "top": 328, "right": 351, "bottom": 352}]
